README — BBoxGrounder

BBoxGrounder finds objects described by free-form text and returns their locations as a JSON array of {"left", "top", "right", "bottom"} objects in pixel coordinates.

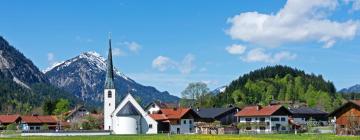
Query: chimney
[{"left": 256, "top": 105, "right": 262, "bottom": 111}]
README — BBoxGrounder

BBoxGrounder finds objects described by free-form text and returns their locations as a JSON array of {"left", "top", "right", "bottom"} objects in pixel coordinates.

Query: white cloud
[
  {"left": 117, "top": 41, "right": 142, "bottom": 53},
  {"left": 179, "top": 54, "right": 195, "bottom": 74},
  {"left": 112, "top": 48, "right": 126, "bottom": 57},
  {"left": 201, "top": 80, "right": 219, "bottom": 86},
  {"left": 152, "top": 54, "right": 196, "bottom": 74},
  {"left": 226, "top": 0, "right": 359, "bottom": 48},
  {"left": 126, "top": 41, "right": 141, "bottom": 53},
  {"left": 47, "top": 52, "right": 54, "bottom": 62},
  {"left": 241, "top": 48, "right": 296, "bottom": 63},
  {"left": 152, "top": 56, "right": 176, "bottom": 72},
  {"left": 46, "top": 52, "right": 59, "bottom": 68},
  {"left": 226, "top": 44, "right": 247, "bottom": 55},
  {"left": 344, "top": 0, "right": 360, "bottom": 11}
]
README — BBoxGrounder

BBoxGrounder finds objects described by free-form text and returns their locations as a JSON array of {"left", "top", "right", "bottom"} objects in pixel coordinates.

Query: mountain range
[
  {"left": 339, "top": 84, "right": 360, "bottom": 93},
  {"left": 44, "top": 52, "right": 179, "bottom": 106},
  {"left": 0, "top": 36, "right": 178, "bottom": 113}
]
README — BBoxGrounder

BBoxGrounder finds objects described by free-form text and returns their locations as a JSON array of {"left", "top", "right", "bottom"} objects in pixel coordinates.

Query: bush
[
  {"left": 40, "top": 124, "right": 49, "bottom": 130},
  {"left": 6, "top": 123, "right": 17, "bottom": 130}
]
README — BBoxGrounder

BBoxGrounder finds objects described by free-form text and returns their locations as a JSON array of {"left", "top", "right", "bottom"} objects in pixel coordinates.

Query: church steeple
[{"left": 105, "top": 34, "right": 115, "bottom": 89}]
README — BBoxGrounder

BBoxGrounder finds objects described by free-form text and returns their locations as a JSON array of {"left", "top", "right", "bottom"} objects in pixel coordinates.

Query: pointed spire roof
[{"left": 105, "top": 34, "right": 115, "bottom": 89}]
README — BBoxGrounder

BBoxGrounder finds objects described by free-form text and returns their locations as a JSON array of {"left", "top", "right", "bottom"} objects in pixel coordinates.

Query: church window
[
  {"left": 149, "top": 124, "right": 153, "bottom": 128},
  {"left": 108, "top": 91, "right": 112, "bottom": 98}
]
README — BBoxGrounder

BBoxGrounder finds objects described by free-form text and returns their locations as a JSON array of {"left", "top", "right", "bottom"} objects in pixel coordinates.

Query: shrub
[{"left": 6, "top": 123, "right": 17, "bottom": 130}]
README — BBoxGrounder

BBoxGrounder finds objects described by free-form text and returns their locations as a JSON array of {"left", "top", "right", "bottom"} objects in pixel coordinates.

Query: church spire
[{"left": 105, "top": 33, "right": 115, "bottom": 89}]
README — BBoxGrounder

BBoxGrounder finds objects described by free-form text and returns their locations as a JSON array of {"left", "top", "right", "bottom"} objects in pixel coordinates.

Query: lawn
[{"left": 1, "top": 134, "right": 359, "bottom": 140}]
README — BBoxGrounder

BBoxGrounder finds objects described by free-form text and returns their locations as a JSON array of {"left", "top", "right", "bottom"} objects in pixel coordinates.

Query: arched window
[{"left": 108, "top": 91, "right": 112, "bottom": 98}]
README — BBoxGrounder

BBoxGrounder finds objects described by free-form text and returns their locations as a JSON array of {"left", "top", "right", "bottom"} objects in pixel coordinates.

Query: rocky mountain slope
[
  {"left": 0, "top": 36, "right": 78, "bottom": 113},
  {"left": 45, "top": 52, "right": 179, "bottom": 106},
  {"left": 0, "top": 36, "right": 48, "bottom": 88}
]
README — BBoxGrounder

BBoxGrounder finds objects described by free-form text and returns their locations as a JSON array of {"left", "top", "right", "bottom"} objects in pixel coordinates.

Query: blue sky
[{"left": 1, "top": 0, "right": 360, "bottom": 97}]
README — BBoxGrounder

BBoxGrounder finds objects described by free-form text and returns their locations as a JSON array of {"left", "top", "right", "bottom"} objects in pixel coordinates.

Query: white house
[
  {"left": 145, "top": 101, "right": 177, "bottom": 114},
  {"left": 103, "top": 37, "right": 157, "bottom": 134},
  {"left": 235, "top": 105, "right": 292, "bottom": 133},
  {"left": 149, "top": 108, "right": 200, "bottom": 134}
]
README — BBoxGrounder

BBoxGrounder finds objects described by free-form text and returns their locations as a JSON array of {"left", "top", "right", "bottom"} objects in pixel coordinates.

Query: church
[{"left": 103, "top": 37, "right": 158, "bottom": 134}]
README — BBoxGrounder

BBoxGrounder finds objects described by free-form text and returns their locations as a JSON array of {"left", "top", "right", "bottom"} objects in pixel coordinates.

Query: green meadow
[{"left": 1, "top": 134, "right": 359, "bottom": 140}]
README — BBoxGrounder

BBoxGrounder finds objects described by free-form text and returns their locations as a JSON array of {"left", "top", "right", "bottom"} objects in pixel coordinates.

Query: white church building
[{"left": 103, "top": 37, "right": 158, "bottom": 134}]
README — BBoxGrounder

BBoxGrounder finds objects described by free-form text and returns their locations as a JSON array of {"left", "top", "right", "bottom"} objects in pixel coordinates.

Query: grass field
[{"left": 1, "top": 134, "right": 359, "bottom": 140}]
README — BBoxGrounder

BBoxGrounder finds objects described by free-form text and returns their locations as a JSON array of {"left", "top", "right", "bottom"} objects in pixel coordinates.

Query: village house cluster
[{"left": 0, "top": 38, "right": 359, "bottom": 136}]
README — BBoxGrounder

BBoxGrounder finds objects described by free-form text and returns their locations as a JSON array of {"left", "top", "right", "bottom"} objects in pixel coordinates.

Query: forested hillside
[
  {"left": 0, "top": 78, "right": 79, "bottom": 114},
  {"left": 214, "top": 65, "right": 343, "bottom": 112},
  {"left": 0, "top": 36, "right": 79, "bottom": 114}
]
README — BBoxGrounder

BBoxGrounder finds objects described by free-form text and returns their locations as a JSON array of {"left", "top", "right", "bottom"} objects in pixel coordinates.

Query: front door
[{"left": 177, "top": 128, "right": 180, "bottom": 134}]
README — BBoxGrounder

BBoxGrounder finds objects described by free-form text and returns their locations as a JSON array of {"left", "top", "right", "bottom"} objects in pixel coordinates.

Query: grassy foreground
[{"left": 1, "top": 134, "right": 359, "bottom": 140}]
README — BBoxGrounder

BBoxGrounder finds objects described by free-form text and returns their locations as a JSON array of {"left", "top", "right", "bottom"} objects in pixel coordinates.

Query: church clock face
[{"left": 108, "top": 91, "right": 112, "bottom": 98}]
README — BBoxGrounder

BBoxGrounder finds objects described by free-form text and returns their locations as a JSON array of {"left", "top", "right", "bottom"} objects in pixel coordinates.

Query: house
[
  {"left": 111, "top": 93, "right": 158, "bottom": 134},
  {"left": 65, "top": 105, "right": 90, "bottom": 123},
  {"left": 0, "top": 115, "right": 21, "bottom": 130},
  {"left": 145, "top": 101, "right": 178, "bottom": 114},
  {"left": 193, "top": 107, "right": 240, "bottom": 125},
  {"left": 103, "top": 37, "right": 158, "bottom": 134},
  {"left": 328, "top": 100, "right": 360, "bottom": 135},
  {"left": 289, "top": 107, "right": 328, "bottom": 126},
  {"left": 21, "top": 115, "right": 59, "bottom": 131},
  {"left": 150, "top": 108, "right": 200, "bottom": 134},
  {"left": 193, "top": 107, "right": 239, "bottom": 134},
  {"left": 235, "top": 105, "right": 292, "bottom": 133}
]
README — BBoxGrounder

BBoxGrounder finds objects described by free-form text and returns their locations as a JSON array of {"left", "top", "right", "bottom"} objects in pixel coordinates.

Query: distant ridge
[{"left": 339, "top": 84, "right": 360, "bottom": 93}]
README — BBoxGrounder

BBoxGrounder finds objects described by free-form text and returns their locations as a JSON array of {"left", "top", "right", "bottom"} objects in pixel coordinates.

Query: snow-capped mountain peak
[
  {"left": 43, "top": 51, "right": 130, "bottom": 80},
  {"left": 211, "top": 86, "right": 227, "bottom": 95}
]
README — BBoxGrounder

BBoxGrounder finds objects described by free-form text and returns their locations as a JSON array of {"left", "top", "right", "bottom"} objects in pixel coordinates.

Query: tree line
[{"left": 180, "top": 65, "right": 344, "bottom": 112}]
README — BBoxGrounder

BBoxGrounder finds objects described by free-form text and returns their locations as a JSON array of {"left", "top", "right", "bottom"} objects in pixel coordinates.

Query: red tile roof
[
  {"left": 149, "top": 114, "right": 167, "bottom": 120},
  {"left": 37, "top": 116, "right": 58, "bottom": 123},
  {"left": 21, "top": 115, "right": 58, "bottom": 124},
  {"left": 0, "top": 115, "right": 20, "bottom": 124},
  {"left": 329, "top": 100, "right": 360, "bottom": 117},
  {"left": 351, "top": 100, "right": 360, "bottom": 106},
  {"left": 149, "top": 108, "right": 193, "bottom": 121},
  {"left": 235, "top": 105, "right": 284, "bottom": 117}
]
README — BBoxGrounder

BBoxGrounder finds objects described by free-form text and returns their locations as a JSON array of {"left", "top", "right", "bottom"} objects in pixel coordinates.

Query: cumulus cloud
[
  {"left": 226, "top": 44, "right": 247, "bottom": 55},
  {"left": 241, "top": 48, "right": 296, "bottom": 63},
  {"left": 226, "top": 0, "right": 359, "bottom": 48},
  {"left": 112, "top": 48, "right": 126, "bottom": 57},
  {"left": 152, "top": 56, "right": 175, "bottom": 72},
  {"left": 179, "top": 54, "right": 195, "bottom": 74},
  {"left": 117, "top": 41, "right": 142, "bottom": 53},
  {"left": 152, "top": 54, "right": 196, "bottom": 74}
]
